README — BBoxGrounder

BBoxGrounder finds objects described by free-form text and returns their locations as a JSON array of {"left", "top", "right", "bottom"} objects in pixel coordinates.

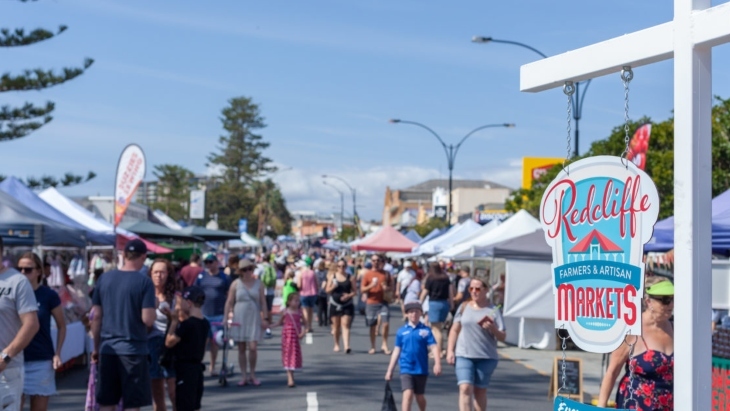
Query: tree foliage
[
  {"left": 205, "top": 97, "right": 290, "bottom": 236},
  {"left": 413, "top": 217, "right": 449, "bottom": 238},
  {"left": 147, "top": 164, "right": 194, "bottom": 222},
  {"left": 1, "top": 0, "right": 94, "bottom": 187},
  {"left": 505, "top": 96, "right": 730, "bottom": 220}
]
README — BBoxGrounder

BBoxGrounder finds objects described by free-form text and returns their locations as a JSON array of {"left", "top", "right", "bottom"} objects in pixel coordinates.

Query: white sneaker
[{"left": 265, "top": 328, "right": 272, "bottom": 338}]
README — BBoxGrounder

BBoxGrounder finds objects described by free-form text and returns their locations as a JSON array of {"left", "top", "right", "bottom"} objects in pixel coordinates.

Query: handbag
[
  {"left": 381, "top": 381, "right": 398, "bottom": 411},
  {"left": 383, "top": 274, "right": 395, "bottom": 305}
]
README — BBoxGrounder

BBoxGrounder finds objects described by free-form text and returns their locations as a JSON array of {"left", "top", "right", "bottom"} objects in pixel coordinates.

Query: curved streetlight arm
[
  {"left": 322, "top": 180, "right": 344, "bottom": 196},
  {"left": 574, "top": 79, "right": 592, "bottom": 120},
  {"left": 473, "top": 37, "right": 548, "bottom": 59},
  {"left": 390, "top": 119, "right": 451, "bottom": 163},
  {"left": 454, "top": 123, "right": 515, "bottom": 158},
  {"left": 322, "top": 174, "right": 354, "bottom": 194}
]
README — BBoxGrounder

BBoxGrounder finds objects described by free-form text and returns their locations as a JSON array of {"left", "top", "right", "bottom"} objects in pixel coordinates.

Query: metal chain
[
  {"left": 621, "top": 66, "right": 634, "bottom": 167},
  {"left": 563, "top": 82, "right": 575, "bottom": 174},
  {"left": 625, "top": 334, "right": 637, "bottom": 409},
  {"left": 560, "top": 334, "right": 568, "bottom": 394}
]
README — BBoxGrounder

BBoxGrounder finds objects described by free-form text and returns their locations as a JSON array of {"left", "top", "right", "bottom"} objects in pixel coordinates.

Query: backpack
[{"left": 261, "top": 264, "right": 277, "bottom": 288}]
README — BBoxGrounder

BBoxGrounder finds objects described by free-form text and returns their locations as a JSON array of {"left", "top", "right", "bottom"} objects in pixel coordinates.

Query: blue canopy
[
  {"left": 0, "top": 177, "right": 114, "bottom": 245},
  {"left": 645, "top": 188, "right": 730, "bottom": 252},
  {"left": 404, "top": 229, "right": 422, "bottom": 243},
  {"left": 0, "top": 190, "right": 87, "bottom": 247},
  {"left": 418, "top": 228, "right": 444, "bottom": 244}
]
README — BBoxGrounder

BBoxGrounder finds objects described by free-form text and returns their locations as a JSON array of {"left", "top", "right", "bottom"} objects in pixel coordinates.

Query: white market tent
[
  {"left": 439, "top": 210, "right": 541, "bottom": 258},
  {"left": 412, "top": 220, "right": 483, "bottom": 255}
]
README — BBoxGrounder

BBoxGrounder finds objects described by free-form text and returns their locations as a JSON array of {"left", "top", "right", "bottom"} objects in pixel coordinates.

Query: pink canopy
[{"left": 351, "top": 226, "right": 417, "bottom": 252}]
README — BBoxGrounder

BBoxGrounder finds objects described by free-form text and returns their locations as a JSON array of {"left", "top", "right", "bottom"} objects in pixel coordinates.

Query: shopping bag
[
  {"left": 381, "top": 381, "right": 398, "bottom": 411},
  {"left": 85, "top": 363, "right": 124, "bottom": 411}
]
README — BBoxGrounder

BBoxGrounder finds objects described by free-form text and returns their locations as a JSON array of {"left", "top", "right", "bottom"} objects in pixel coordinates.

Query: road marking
[
  {"left": 305, "top": 333, "right": 313, "bottom": 345},
  {"left": 306, "top": 392, "right": 318, "bottom": 411}
]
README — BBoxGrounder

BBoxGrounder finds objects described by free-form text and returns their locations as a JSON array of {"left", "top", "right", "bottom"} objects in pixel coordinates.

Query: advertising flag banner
[
  {"left": 626, "top": 123, "right": 652, "bottom": 170},
  {"left": 238, "top": 219, "right": 248, "bottom": 234},
  {"left": 189, "top": 190, "right": 206, "bottom": 220},
  {"left": 114, "top": 144, "right": 146, "bottom": 227},
  {"left": 540, "top": 156, "right": 659, "bottom": 353}
]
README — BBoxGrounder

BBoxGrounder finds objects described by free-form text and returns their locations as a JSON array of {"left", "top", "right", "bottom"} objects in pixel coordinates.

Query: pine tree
[{"left": 0, "top": 0, "right": 95, "bottom": 187}]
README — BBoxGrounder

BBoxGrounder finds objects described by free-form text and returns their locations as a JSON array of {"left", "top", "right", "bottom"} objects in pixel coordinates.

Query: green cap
[
  {"left": 304, "top": 256, "right": 313, "bottom": 266},
  {"left": 646, "top": 280, "right": 674, "bottom": 296}
]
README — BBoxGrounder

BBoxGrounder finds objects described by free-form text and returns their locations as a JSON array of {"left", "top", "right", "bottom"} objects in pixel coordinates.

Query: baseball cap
[
  {"left": 364, "top": 262, "right": 373, "bottom": 269},
  {"left": 202, "top": 252, "right": 217, "bottom": 263},
  {"left": 646, "top": 280, "right": 674, "bottom": 296},
  {"left": 304, "top": 256, "right": 313, "bottom": 267},
  {"left": 238, "top": 259, "right": 255, "bottom": 270},
  {"left": 404, "top": 302, "right": 423, "bottom": 313},
  {"left": 124, "top": 239, "right": 147, "bottom": 254},
  {"left": 182, "top": 286, "right": 206, "bottom": 305},
  {"left": 404, "top": 261, "right": 412, "bottom": 268}
]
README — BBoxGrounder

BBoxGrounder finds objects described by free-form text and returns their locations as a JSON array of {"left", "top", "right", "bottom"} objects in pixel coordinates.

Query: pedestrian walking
[
  {"left": 195, "top": 252, "right": 231, "bottom": 376},
  {"left": 420, "top": 262, "right": 454, "bottom": 357},
  {"left": 223, "top": 259, "right": 268, "bottom": 386},
  {"left": 179, "top": 254, "right": 203, "bottom": 288},
  {"left": 396, "top": 261, "right": 416, "bottom": 319},
  {"left": 282, "top": 268, "right": 298, "bottom": 312},
  {"left": 385, "top": 302, "right": 442, "bottom": 411},
  {"left": 297, "top": 257, "right": 318, "bottom": 334},
  {"left": 91, "top": 239, "right": 156, "bottom": 411},
  {"left": 326, "top": 259, "right": 355, "bottom": 353},
  {"left": 446, "top": 277, "right": 506, "bottom": 411},
  {"left": 315, "top": 261, "right": 330, "bottom": 327},
  {"left": 276, "top": 292, "right": 305, "bottom": 387},
  {"left": 260, "top": 258, "right": 278, "bottom": 338},
  {"left": 147, "top": 258, "right": 179, "bottom": 411},
  {"left": 361, "top": 254, "right": 394, "bottom": 355},
  {"left": 17, "top": 252, "right": 59, "bottom": 411},
  {"left": 165, "top": 287, "right": 210, "bottom": 411}
]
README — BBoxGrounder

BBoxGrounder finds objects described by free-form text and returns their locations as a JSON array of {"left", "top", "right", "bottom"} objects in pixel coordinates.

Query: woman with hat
[
  {"left": 224, "top": 259, "right": 269, "bottom": 386},
  {"left": 597, "top": 276, "right": 674, "bottom": 410}
]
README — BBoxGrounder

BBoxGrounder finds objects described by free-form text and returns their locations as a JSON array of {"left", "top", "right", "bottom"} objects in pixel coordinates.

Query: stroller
[{"left": 211, "top": 320, "right": 240, "bottom": 387}]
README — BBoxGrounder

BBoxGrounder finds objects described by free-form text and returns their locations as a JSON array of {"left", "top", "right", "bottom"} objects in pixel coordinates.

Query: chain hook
[
  {"left": 555, "top": 326, "right": 570, "bottom": 397},
  {"left": 623, "top": 331, "right": 639, "bottom": 409},
  {"left": 620, "top": 66, "right": 634, "bottom": 168},
  {"left": 562, "top": 81, "right": 575, "bottom": 175}
]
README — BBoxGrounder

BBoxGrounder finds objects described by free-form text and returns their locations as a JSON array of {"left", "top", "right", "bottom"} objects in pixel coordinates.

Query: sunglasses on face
[
  {"left": 240, "top": 267, "right": 254, "bottom": 272},
  {"left": 649, "top": 295, "right": 674, "bottom": 305},
  {"left": 469, "top": 286, "right": 484, "bottom": 292},
  {"left": 337, "top": 264, "right": 346, "bottom": 268},
  {"left": 18, "top": 267, "right": 36, "bottom": 274},
  {"left": 204, "top": 260, "right": 216, "bottom": 264}
]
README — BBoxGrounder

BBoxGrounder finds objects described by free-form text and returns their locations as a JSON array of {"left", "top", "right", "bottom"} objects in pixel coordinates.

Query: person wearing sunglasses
[
  {"left": 326, "top": 260, "right": 356, "bottom": 353},
  {"left": 361, "top": 255, "right": 394, "bottom": 355},
  {"left": 17, "top": 252, "right": 63, "bottom": 411},
  {"left": 446, "top": 277, "right": 505, "bottom": 411},
  {"left": 598, "top": 276, "right": 674, "bottom": 410},
  {"left": 195, "top": 253, "right": 231, "bottom": 376}
]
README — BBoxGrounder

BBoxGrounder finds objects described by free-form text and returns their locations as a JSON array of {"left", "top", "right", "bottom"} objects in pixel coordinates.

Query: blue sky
[{"left": 2, "top": 1, "right": 729, "bottom": 221}]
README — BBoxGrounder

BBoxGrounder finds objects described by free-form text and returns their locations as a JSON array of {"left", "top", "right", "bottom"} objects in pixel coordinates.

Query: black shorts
[
  {"left": 400, "top": 374, "right": 428, "bottom": 395},
  {"left": 175, "top": 363, "right": 205, "bottom": 411},
  {"left": 265, "top": 294, "right": 274, "bottom": 312},
  {"left": 329, "top": 303, "right": 354, "bottom": 317},
  {"left": 96, "top": 354, "right": 152, "bottom": 408}
]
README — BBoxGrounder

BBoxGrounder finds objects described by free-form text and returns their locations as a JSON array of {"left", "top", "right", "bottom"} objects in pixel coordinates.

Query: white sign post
[{"left": 521, "top": 1, "right": 730, "bottom": 408}]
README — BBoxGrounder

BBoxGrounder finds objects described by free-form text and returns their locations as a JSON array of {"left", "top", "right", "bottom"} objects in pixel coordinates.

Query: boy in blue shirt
[{"left": 385, "top": 302, "right": 442, "bottom": 411}]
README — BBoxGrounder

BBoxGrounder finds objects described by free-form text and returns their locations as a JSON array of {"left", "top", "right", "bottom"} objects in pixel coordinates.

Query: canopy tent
[
  {"left": 179, "top": 225, "right": 240, "bottom": 241},
  {"left": 120, "top": 221, "right": 204, "bottom": 242},
  {"left": 418, "top": 228, "right": 444, "bottom": 244},
  {"left": 403, "top": 230, "right": 422, "bottom": 243},
  {"left": 476, "top": 229, "right": 552, "bottom": 261},
  {"left": 0, "top": 177, "right": 113, "bottom": 245},
  {"left": 351, "top": 225, "right": 418, "bottom": 253},
  {"left": 413, "top": 220, "right": 483, "bottom": 255},
  {"left": 322, "top": 240, "right": 348, "bottom": 250},
  {"left": 349, "top": 227, "right": 381, "bottom": 247},
  {"left": 38, "top": 187, "right": 172, "bottom": 254},
  {"left": 0, "top": 190, "right": 87, "bottom": 247},
  {"left": 153, "top": 209, "right": 184, "bottom": 230},
  {"left": 439, "top": 210, "right": 541, "bottom": 258},
  {"left": 228, "top": 232, "right": 262, "bottom": 248},
  {"left": 435, "top": 219, "right": 502, "bottom": 258}
]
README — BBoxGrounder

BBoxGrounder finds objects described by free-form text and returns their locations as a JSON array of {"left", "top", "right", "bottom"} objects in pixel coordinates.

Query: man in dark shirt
[
  {"left": 195, "top": 252, "right": 230, "bottom": 375},
  {"left": 166, "top": 286, "right": 210, "bottom": 411},
  {"left": 91, "top": 239, "right": 156, "bottom": 411}
]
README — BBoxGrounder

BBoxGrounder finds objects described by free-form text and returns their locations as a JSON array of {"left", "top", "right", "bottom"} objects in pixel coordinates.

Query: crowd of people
[{"left": 0, "top": 234, "right": 676, "bottom": 411}]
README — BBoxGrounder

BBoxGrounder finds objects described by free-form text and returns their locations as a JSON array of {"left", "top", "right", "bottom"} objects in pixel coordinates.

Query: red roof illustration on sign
[{"left": 569, "top": 229, "right": 622, "bottom": 253}]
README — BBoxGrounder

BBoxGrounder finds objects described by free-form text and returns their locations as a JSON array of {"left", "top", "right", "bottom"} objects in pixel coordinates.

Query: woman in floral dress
[{"left": 597, "top": 277, "right": 674, "bottom": 410}]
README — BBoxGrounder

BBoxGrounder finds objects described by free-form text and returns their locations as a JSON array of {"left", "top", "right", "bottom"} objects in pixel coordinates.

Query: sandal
[
  {"left": 368, "top": 348, "right": 376, "bottom": 355},
  {"left": 249, "top": 378, "right": 262, "bottom": 386},
  {"left": 346, "top": 348, "right": 352, "bottom": 354},
  {"left": 382, "top": 348, "right": 392, "bottom": 355},
  {"left": 237, "top": 380, "right": 248, "bottom": 387}
]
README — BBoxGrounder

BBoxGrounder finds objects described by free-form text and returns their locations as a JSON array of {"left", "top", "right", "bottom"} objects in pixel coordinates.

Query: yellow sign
[{"left": 522, "top": 157, "right": 563, "bottom": 189}]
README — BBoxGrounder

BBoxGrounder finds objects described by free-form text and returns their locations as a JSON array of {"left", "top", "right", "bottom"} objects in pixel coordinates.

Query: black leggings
[
  {"left": 175, "top": 363, "right": 204, "bottom": 411},
  {"left": 317, "top": 295, "right": 329, "bottom": 325}
]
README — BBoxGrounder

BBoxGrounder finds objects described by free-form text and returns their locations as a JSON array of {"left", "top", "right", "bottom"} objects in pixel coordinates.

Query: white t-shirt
[{"left": 396, "top": 269, "right": 415, "bottom": 295}]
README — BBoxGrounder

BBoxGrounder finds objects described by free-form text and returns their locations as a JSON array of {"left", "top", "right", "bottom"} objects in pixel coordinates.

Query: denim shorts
[
  {"left": 23, "top": 360, "right": 56, "bottom": 396},
  {"left": 301, "top": 295, "right": 317, "bottom": 308},
  {"left": 1, "top": 365, "right": 24, "bottom": 411},
  {"left": 148, "top": 336, "right": 175, "bottom": 379},
  {"left": 205, "top": 314, "right": 224, "bottom": 338},
  {"left": 428, "top": 300, "right": 450, "bottom": 323},
  {"left": 365, "top": 303, "right": 390, "bottom": 326},
  {"left": 455, "top": 357, "right": 498, "bottom": 388}
]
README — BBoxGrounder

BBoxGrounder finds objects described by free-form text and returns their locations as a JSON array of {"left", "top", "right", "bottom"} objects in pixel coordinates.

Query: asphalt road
[{"left": 50, "top": 307, "right": 551, "bottom": 410}]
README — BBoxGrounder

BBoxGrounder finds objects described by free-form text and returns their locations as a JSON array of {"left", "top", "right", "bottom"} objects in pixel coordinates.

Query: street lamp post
[
  {"left": 389, "top": 119, "right": 515, "bottom": 224},
  {"left": 322, "top": 174, "right": 357, "bottom": 226},
  {"left": 471, "top": 36, "right": 591, "bottom": 157},
  {"left": 322, "top": 180, "right": 345, "bottom": 232}
]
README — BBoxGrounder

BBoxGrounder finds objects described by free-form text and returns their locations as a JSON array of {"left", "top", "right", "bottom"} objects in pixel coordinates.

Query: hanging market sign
[
  {"left": 114, "top": 144, "right": 146, "bottom": 227},
  {"left": 540, "top": 156, "right": 659, "bottom": 353}
]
